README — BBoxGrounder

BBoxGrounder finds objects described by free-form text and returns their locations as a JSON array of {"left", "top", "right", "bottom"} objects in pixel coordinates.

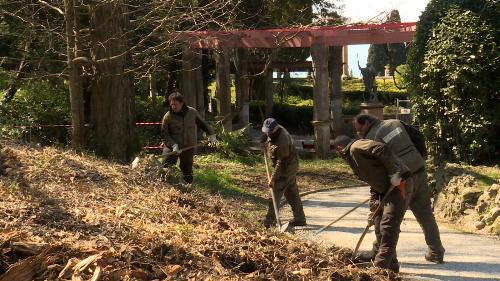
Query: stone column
[
  {"left": 215, "top": 46, "right": 232, "bottom": 131},
  {"left": 342, "top": 45, "right": 349, "bottom": 79},
  {"left": 360, "top": 102, "right": 384, "bottom": 120},
  {"left": 311, "top": 37, "right": 331, "bottom": 159},
  {"left": 181, "top": 46, "right": 197, "bottom": 108},
  {"left": 330, "top": 46, "right": 344, "bottom": 137}
]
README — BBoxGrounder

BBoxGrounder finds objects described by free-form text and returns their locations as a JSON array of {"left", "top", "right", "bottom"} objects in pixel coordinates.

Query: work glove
[
  {"left": 172, "top": 144, "right": 180, "bottom": 155},
  {"left": 389, "top": 172, "right": 402, "bottom": 187},
  {"left": 208, "top": 134, "right": 217, "bottom": 143}
]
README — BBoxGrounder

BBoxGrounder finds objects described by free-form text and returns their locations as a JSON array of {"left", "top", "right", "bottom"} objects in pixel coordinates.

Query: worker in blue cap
[{"left": 261, "top": 118, "right": 306, "bottom": 227}]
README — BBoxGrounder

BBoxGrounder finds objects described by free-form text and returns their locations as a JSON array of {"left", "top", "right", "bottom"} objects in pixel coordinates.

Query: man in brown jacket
[
  {"left": 333, "top": 135, "right": 412, "bottom": 273},
  {"left": 262, "top": 118, "right": 306, "bottom": 227},
  {"left": 354, "top": 114, "right": 445, "bottom": 263},
  {"left": 161, "top": 92, "right": 216, "bottom": 184}
]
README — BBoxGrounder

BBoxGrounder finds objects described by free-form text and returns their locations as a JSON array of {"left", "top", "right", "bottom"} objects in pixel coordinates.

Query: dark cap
[
  {"left": 262, "top": 118, "right": 278, "bottom": 134},
  {"left": 332, "top": 135, "right": 353, "bottom": 148}
]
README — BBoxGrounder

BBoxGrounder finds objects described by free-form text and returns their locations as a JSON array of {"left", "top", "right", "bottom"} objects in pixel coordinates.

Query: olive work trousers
[
  {"left": 372, "top": 178, "right": 414, "bottom": 270},
  {"left": 372, "top": 171, "right": 445, "bottom": 270},
  {"left": 265, "top": 175, "right": 306, "bottom": 222},
  {"left": 164, "top": 148, "right": 195, "bottom": 183},
  {"left": 409, "top": 170, "right": 445, "bottom": 255}
]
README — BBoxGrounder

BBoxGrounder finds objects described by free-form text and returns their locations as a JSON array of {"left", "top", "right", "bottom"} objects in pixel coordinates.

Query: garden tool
[
  {"left": 352, "top": 181, "right": 405, "bottom": 257},
  {"left": 161, "top": 142, "right": 206, "bottom": 161},
  {"left": 315, "top": 197, "right": 370, "bottom": 235},
  {"left": 263, "top": 149, "right": 289, "bottom": 232}
]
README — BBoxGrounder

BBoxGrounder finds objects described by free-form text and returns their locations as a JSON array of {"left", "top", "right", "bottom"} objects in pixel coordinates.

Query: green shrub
[
  {"left": 135, "top": 96, "right": 166, "bottom": 148},
  {"left": 0, "top": 79, "right": 70, "bottom": 144},
  {"left": 414, "top": 8, "right": 499, "bottom": 163},
  {"left": 249, "top": 101, "right": 314, "bottom": 133}
]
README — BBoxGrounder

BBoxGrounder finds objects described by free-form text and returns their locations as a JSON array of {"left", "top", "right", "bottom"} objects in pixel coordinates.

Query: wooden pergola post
[
  {"left": 215, "top": 46, "right": 232, "bottom": 131},
  {"left": 264, "top": 67, "right": 274, "bottom": 118},
  {"left": 330, "top": 46, "right": 344, "bottom": 137},
  {"left": 181, "top": 46, "right": 197, "bottom": 107},
  {"left": 193, "top": 50, "right": 205, "bottom": 117},
  {"left": 311, "top": 37, "right": 331, "bottom": 159},
  {"left": 235, "top": 48, "right": 250, "bottom": 126}
]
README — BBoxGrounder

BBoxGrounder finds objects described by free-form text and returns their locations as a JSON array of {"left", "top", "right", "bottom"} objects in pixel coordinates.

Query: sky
[{"left": 343, "top": 0, "right": 430, "bottom": 77}]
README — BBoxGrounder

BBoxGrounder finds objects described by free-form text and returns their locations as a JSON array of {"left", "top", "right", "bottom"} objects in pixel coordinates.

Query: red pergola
[
  {"left": 178, "top": 22, "right": 416, "bottom": 48},
  {"left": 176, "top": 22, "right": 417, "bottom": 158}
]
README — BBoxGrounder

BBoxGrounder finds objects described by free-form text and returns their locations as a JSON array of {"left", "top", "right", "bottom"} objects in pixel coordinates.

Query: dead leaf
[{"left": 168, "top": 264, "right": 182, "bottom": 275}]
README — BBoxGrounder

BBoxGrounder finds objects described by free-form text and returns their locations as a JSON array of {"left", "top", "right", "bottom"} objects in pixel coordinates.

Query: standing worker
[
  {"left": 354, "top": 114, "right": 445, "bottom": 263},
  {"left": 333, "top": 135, "right": 412, "bottom": 273},
  {"left": 161, "top": 92, "right": 216, "bottom": 184},
  {"left": 262, "top": 118, "right": 306, "bottom": 228}
]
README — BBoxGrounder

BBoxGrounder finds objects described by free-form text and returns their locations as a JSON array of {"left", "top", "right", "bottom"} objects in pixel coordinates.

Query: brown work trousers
[
  {"left": 372, "top": 178, "right": 413, "bottom": 270},
  {"left": 265, "top": 175, "right": 306, "bottom": 222},
  {"left": 164, "top": 148, "right": 195, "bottom": 183}
]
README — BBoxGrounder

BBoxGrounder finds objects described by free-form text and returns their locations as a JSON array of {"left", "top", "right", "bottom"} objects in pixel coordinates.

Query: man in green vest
[
  {"left": 354, "top": 114, "right": 445, "bottom": 263},
  {"left": 262, "top": 118, "right": 306, "bottom": 227},
  {"left": 161, "top": 92, "right": 216, "bottom": 184}
]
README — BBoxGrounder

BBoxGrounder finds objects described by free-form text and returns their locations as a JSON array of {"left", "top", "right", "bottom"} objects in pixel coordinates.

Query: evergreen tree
[{"left": 366, "top": 10, "right": 407, "bottom": 76}]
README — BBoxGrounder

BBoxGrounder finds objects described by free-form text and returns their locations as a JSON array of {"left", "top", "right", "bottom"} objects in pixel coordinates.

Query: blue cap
[{"left": 262, "top": 118, "right": 278, "bottom": 134}]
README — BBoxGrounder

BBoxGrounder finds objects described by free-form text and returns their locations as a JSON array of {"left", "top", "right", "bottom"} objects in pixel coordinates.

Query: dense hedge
[
  {"left": 414, "top": 8, "right": 500, "bottom": 163},
  {"left": 249, "top": 88, "right": 409, "bottom": 133},
  {"left": 407, "top": 0, "right": 500, "bottom": 164}
]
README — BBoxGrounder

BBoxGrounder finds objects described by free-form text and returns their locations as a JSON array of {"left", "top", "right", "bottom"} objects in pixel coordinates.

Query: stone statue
[{"left": 358, "top": 61, "right": 378, "bottom": 102}]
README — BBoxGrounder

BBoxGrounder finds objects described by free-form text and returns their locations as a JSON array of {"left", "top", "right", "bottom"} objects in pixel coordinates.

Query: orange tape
[{"left": 399, "top": 180, "right": 406, "bottom": 199}]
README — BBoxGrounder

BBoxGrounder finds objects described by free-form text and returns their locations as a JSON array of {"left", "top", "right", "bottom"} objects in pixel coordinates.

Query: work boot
[
  {"left": 288, "top": 218, "right": 306, "bottom": 227},
  {"left": 425, "top": 249, "right": 444, "bottom": 264},
  {"left": 355, "top": 250, "right": 374, "bottom": 262},
  {"left": 262, "top": 217, "right": 276, "bottom": 228}
]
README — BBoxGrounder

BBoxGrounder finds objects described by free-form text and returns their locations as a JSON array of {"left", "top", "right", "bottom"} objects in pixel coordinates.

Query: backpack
[{"left": 401, "top": 121, "right": 427, "bottom": 159}]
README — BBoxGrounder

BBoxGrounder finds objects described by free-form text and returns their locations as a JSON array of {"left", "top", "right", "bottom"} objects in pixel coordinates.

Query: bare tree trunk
[
  {"left": 215, "top": 46, "right": 232, "bottom": 131},
  {"left": 330, "top": 46, "right": 344, "bottom": 137},
  {"left": 311, "top": 38, "right": 331, "bottom": 159},
  {"left": 2, "top": 38, "right": 31, "bottom": 103},
  {"left": 89, "top": 0, "right": 138, "bottom": 161},
  {"left": 64, "top": 0, "right": 84, "bottom": 148},
  {"left": 181, "top": 46, "right": 197, "bottom": 108}
]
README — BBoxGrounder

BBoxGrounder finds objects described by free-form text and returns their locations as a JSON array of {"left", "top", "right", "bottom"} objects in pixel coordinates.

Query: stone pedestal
[{"left": 360, "top": 102, "right": 384, "bottom": 120}]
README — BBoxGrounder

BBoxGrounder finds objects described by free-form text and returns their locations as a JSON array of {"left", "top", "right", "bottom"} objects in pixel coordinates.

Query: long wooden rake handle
[
  {"left": 263, "top": 150, "right": 282, "bottom": 228},
  {"left": 315, "top": 198, "right": 370, "bottom": 235},
  {"left": 352, "top": 183, "right": 398, "bottom": 257}
]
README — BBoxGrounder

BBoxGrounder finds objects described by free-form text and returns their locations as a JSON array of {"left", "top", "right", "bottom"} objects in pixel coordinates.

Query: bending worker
[
  {"left": 333, "top": 135, "right": 412, "bottom": 273},
  {"left": 161, "top": 92, "right": 216, "bottom": 184},
  {"left": 262, "top": 118, "right": 306, "bottom": 228},
  {"left": 354, "top": 114, "right": 445, "bottom": 263}
]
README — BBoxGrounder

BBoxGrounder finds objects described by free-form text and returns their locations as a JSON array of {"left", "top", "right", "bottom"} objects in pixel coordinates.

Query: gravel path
[{"left": 288, "top": 186, "right": 500, "bottom": 281}]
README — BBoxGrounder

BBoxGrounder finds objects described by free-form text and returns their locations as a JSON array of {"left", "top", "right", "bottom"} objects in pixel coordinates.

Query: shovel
[
  {"left": 263, "top": 150, "right": 290, "bottom": 232},
  {"left": 315, "top": 197, "right": 370, "bottom": 235}
]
